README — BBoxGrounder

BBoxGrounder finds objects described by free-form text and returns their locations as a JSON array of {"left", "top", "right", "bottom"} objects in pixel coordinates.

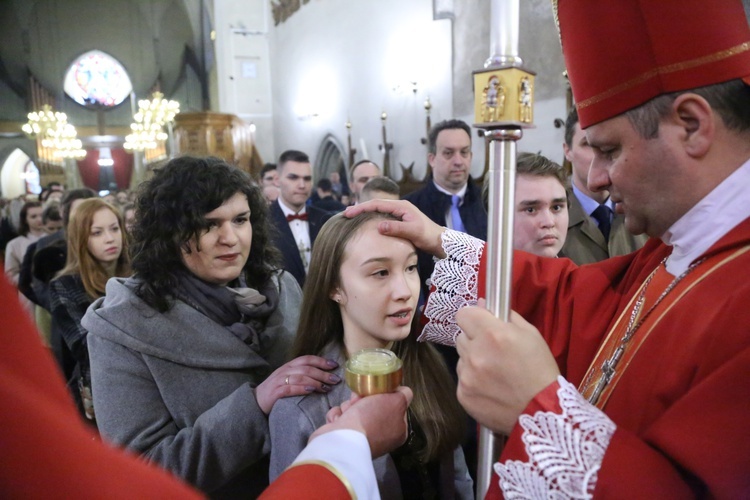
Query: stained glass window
[{"left": 64, "top": 50, "right": 133, "bottom": 107}]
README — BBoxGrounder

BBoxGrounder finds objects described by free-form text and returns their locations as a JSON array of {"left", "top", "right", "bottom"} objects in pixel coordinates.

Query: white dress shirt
[
  {"left": 277, "top": 198, "right": 312, "bottom": 271},
  {"left": 434, "top": 181, "right": 468, "bottom": 231},
  {"left": 662, "top": 158, "right": 750, "bottom": 276}
]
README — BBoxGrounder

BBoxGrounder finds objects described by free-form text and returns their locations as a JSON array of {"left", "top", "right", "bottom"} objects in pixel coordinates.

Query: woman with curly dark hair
[{"left": 82, "top": 156, "right": 341, "bottom": 498}]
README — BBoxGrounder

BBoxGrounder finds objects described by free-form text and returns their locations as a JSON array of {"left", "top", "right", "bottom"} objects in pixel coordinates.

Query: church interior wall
[
  {"left": 267, "top": 0, "right": 453, "bottom": 180},
  {"left": 1, "top": 0, "right": 601, "bottom": 193}
]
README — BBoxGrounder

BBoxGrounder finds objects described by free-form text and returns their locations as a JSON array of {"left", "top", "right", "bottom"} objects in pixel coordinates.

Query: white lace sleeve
[
  {"left": 495, "top": 376, "right": 616, "bottom": 499},
  {"left": 418, "top": 229, "right": 485, "bottom": 346}
]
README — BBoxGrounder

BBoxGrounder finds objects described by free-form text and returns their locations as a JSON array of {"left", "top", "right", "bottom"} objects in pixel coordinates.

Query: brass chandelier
[
  {"left": 22, "top": 104, "right": 86, "bottom": 159},
  {"left": 124, "top": 92, "right": 180, "bottom": 151}
]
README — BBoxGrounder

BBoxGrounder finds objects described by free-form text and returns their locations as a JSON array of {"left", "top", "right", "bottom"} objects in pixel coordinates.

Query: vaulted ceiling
[{"left": 0, "top": 0, "right": 209, "bottom": 127}]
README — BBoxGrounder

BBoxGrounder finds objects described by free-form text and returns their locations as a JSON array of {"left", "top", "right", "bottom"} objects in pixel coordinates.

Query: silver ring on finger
[{"left": 285, "top": 375, "right": 290, "bottom": 385}]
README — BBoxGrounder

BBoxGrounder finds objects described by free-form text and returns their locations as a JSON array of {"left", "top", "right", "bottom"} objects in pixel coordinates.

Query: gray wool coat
[
  {"left": 269, "top": 343, "right": 474, "bottom": 500},
  {"left": 82, "top": 271, "right": 301, "bottom": 499}
]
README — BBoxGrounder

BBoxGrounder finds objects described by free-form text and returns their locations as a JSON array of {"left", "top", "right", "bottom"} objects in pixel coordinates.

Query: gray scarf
[{"left": 174, "top": 271, "right": 280, "bottom": 351}]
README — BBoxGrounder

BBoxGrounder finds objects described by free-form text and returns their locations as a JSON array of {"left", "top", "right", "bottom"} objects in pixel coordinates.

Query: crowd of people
[
  {"left": 0, "top": 137, "right": 585, "bottom": 498},
  {"left": 2, "top": 0, "right": 750, "bottom": 497}
]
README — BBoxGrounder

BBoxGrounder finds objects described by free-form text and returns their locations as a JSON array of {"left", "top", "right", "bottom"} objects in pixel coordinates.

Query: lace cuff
[
  {"left": 419, "top": 229, "right": 484, "bottom": 346},
  {"left": 495, "top": 376, "right": 616, "bottom": 499}
]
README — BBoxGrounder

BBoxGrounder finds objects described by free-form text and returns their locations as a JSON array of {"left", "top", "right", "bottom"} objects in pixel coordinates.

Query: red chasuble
[
  {"left": 424, "top": 218, "right": 750, "bottom": 498},
  {"left": 0, "top": 275, "right": 202, "bottom": 499},
  {"left": 259, "top": 463, "right": 353, "bottom": 500},
  {"left": 500, "top": 219, "right": 750, "bottom": 497}
]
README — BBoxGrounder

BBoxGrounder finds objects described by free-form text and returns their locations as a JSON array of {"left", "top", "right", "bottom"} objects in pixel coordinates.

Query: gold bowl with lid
[{"left": 345, "top": 348, "right": 403, "bottom": 396}]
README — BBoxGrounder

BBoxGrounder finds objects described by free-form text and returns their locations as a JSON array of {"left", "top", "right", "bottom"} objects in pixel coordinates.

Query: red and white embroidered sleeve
[
  {"left": 495, "top": 376, "right": 616, "bottom": 499},
  {"left": 419, "top": 229, "right": 484, "bottom": 346}
]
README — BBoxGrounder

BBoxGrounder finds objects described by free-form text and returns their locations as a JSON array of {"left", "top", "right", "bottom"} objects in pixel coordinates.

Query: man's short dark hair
[
  {"left": 427, "top": 119, "right": 472, "bottom": 154},
  {"left": 260, "top": 163, "right": 277, "bottom": 177},
  {"left": 349, "top": 159, "right": 380, "bottom": 182},
  {"left": 361, "top": 176, "right": 400, "bottom": 197},
  {"left": 516, "top": 152, "right": 569, "bottom": 188},
  {"left": 482, "top": 152, "right": 569, "bottom": 210},
  {"left": 626, "top": 78, "right": 750, "bottom": 139},
  {"left": 317, "top": 178, "right": 333, "bottom": 192},
  {"left": 42, "top": 204, "right": 61, "bottom": 224},
  {"left": 564, "top": 108, "right": 579, "bottom": 148},
  {"left": 278, "top": 150, "right": 310, "bottom": 171}
]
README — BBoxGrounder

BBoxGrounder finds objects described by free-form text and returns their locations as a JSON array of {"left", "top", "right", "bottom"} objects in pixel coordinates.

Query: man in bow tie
[{"left": 269, "top": 150, "right": 333, "bottom": 288}]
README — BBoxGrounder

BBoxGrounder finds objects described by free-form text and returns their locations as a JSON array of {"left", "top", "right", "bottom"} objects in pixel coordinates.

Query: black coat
[
  {"left": 404, "top": 178, "right": 487, "bottom": 298},
  {"left": 269, "top": 201, "right": 333, "bottom": 288},
  {"left": 313, "top": 195, "right": 346, "bottom": 213}
]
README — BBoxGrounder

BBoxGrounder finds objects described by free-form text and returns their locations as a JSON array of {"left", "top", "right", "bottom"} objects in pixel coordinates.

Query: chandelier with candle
[
  {"left": 124, "top": 92, "right": 180, "bottom": 151},
  {"left": 22, "top": 104, "right": 87, "bottom": 159}
]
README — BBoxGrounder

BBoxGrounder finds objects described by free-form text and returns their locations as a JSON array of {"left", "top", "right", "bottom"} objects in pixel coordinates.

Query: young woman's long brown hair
[
  {"left": 293, "top": 212, "right": 465, "bottom": 462},
  {"left": 18, "top": 201, "right": 42, "bottom": 236},
  {"left": 57, "top": 199, "right": 131, "bottom": 299}
]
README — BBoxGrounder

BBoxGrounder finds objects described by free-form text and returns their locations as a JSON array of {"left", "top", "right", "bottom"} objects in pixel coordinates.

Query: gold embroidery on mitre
[{"left": 578, "top": 41, "right": 750, "bottom": 110}]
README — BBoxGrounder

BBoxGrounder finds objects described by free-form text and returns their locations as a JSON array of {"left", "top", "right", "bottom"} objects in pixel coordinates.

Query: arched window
[
  {"left": 315, "top": 134, "right": 346, "bottom": 183},
  {"left": 63, "top": 50, "right": 133, "bottom": 107}
]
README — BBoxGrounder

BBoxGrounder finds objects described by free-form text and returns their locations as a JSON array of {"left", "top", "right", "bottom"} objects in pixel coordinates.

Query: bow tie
[{"left": 286, "top": 212, "right": 308, "bottom": 222}]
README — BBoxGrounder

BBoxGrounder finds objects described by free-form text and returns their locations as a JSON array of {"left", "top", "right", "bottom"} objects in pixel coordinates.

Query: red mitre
[{"left": 556, "top": 0, "right": 750, "bottom": 128}]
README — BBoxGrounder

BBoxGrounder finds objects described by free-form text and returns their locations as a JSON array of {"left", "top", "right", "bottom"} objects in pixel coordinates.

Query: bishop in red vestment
[{"left": 346, "top": 0, "right": 750, "bottom": 497}]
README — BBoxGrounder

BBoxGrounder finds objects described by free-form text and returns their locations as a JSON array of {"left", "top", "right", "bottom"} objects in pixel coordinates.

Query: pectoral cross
[{"left": 588, "top": 344, "right": 626, "bottom": 405}]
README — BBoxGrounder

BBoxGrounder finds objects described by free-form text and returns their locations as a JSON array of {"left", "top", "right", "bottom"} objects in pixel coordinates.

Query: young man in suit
[
  {"left": 312, "top": 178, "right": 346, "bottom": 213},
  {"left": 269, "top": 150, "right": 332, "bottom": 288},
  {"left": 562, "top": 108, "right": 647, "bottom": 264}
]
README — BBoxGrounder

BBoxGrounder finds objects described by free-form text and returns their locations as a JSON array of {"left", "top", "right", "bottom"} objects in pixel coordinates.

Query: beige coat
[{"left": 561, "top": 189, "right": 648, "bottom": 265}]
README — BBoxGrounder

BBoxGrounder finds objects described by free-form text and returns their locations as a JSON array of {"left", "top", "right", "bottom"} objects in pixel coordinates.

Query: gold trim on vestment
[
  {"left": 578, "top": 41, "right": 750, "bottom": 110},
  {"left": 577, "top": 270, "right": 654, "bottom": 398},
  {"left": 287, "top": 460, "right": 357, "bottom": 500},
  {"left": 579, "top": 244, "right": 750, "bottom": 409}
]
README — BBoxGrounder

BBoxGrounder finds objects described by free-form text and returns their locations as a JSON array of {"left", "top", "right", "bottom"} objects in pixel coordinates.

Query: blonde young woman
[
  {"left": 269, "top": 212, "right": 473, "bottom": 499},
  {"left": 49, "top": 199, "right": 131, "bottom": 420}
]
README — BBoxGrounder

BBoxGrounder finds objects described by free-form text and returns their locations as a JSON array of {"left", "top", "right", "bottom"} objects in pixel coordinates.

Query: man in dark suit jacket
[
  {"left": 561, "top": 108, "right": 647, "bottom": 264},
  {"left": 269, "top": 150, "right": 332, "bottom": 288},
  {"left": 312, "top": 178, "right": 346, "bottom": 213},
  {"left": 404, "top": 119, "right": 487, "bottom": 299}
]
